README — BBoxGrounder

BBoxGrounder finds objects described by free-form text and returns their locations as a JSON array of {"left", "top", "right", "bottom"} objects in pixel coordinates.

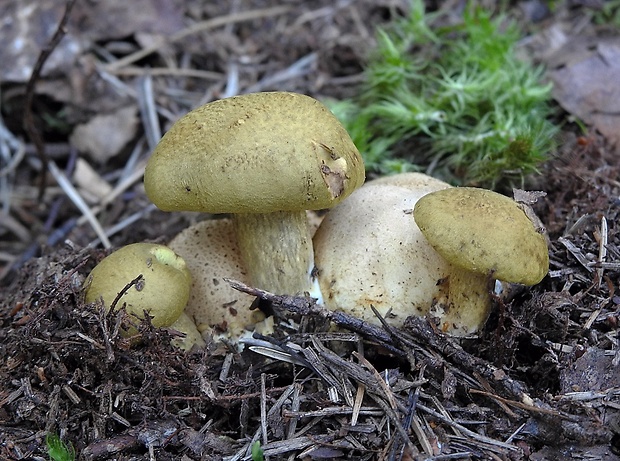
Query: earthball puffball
[
  {"left": 84, "top": 243, "right": 192, "bottom": 332},
  {"left": 167, "top": 218, "right": 266, "bottom": 341},
  {"left": 313, "top": 172, "right": 452, "bottom": 327}
]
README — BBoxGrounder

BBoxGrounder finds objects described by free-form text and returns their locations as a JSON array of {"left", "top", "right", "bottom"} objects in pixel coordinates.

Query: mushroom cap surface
[
  {"left": 413, "top": 187, "right": 549, "bottom": 285},
  {"left": 84, "top": 243, "right": 191, "bottom": 328},
  {"left": 313, "top": 173, "right": 452, "bottom": 325},
  {"left": 144, "top": 92, "right": 365, "bottom": 214}
]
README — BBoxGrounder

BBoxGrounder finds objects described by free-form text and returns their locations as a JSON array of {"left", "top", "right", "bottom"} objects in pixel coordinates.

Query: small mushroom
[
  {"left": 169, "top": 312, "right": 206, "bottom": 351},
  {"left": 84, "top": 243, "right": 191, "bottom": 333},
  {"left": 144, "top": 91, "right": 365, "bottom": 298},
  {"left": 168, "top": 219, "right": 268, "bottom": 341},
  {"left": 413, "top": 187, "right": 549, "bottom": 335},
  {"left": 313, "top": 173, "right": 452, "bottom": 326}
]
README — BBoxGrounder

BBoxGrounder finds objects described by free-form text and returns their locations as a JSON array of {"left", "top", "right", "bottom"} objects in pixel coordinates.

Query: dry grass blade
[
  {"left": 105, "top": 6, "right": 292, "bottom": 71},
  {"left": 416, "top": 402, "right": 520, "bottom": 453},
  {"left": 87, "top": 204, "right": 157, "bottom": 248},
  {"left": 0, "top": 121, "right": 26, "bottom": 179},
  {"left": 75, "top": 158, "right": 147, "bottom": 232},
  {"left": 595, "top": 216, "right": 608, "bottom": 288},
  {"left": 558, "top": 236, "right": 594, "bottom": 273},
  {"left": 109, "top": 66, "right": 223, "bottom": 80},
  {"left": 48, "top": 160, "right": 111, "bottom": 248},
  {"left": 245, "top": 53, "right": 317, "bottom": 93},
  {"left": 137, "top": 75, "right": 161, "bottom": 151},
  {"left": 22, "top": 0, "right": 77, "bottom": 199}
]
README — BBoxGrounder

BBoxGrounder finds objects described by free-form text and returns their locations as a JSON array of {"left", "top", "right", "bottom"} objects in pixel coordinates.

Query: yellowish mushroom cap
[
  {"left": 84, "top": 243, "right": 191, "bottom": 329},
  {"left": 144, "top": 91, "right": 365, "bottom": 214},
  {"left": 169, "top": 312, "right": 206, "bottom": 351},
  {"left": 413, "top": 187, "right": 549, "bottom": 285}
]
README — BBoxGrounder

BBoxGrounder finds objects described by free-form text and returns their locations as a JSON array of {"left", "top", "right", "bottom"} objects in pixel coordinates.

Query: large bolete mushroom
[
  {"left": 144, "top": 92, "right": 365, "bottom": 297},
  {"left": 313, "top": 173, "right": 452, "bottom": 326},
  {"left": 413, "top": 187, "right": 549, "bottom": 335},
  {"left": 84, "top": 243, "right": 191, "bottom": 334}
]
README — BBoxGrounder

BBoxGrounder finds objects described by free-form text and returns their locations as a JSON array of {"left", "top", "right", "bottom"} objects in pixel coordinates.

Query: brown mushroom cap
[
  {"left": 413, "top": 187, "right": 549, "bottom": 285},
  {"left": 144, "top": 91, "right": 365, "bottom": 214}
]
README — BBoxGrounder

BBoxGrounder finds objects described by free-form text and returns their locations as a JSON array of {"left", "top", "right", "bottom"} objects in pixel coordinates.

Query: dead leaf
[
  {"left": 0, "top": 0, "right": 83, "bottom": 82},
  {"left": 73, "top": 158, "right": 113, "bottom": 203},
  {"left": 1, "top": 0, "right": 184, "bottom": 84},
  {"left": 548, "top": 36, "right": 620, "bottom": 151},
  {"left": 560, "top": 347, "right": 620, "bottom": 393},
  {"left": 70, "top": 106, "right": 139, "bottom": 163},
  {"left": 513, "top": 189, "right": 547, "bottom": 205},
  {"left": 71, "top": 0, "right": 184, "bottom": 41}
]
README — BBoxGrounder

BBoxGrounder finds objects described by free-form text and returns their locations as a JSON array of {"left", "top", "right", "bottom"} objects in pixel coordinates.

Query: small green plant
[
  {"left": 330, "top": 0, "right": 558, "bottom": 187},
  {"left": 251, "top": 440, "right": 264, "bottom": 461},
  {"left": 591, "top": 0, "right": 620, "bottom": 27},
  {"left": 46, "top": 433, "right": 75, "bottom": 461}
]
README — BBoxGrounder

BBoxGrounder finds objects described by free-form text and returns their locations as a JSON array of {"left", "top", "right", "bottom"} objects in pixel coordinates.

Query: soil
[{"left": 1, "top": 1, "right": 620, "bottom": 460}]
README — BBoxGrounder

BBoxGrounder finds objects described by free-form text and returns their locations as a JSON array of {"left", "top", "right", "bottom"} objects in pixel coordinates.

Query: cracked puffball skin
[
  {"left": 313, "top": 173, "right": 453, "bottom": 328},
  {"left": 315, "top": 175, "right": 550, "bottom": 336},
  {"left": 83, "top": 243, "right": 191, "bottom": 333}
]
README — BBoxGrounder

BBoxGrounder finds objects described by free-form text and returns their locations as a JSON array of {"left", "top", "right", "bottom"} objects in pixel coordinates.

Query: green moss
[
  {"left": 330, "top": 1, "right": 558, "bottom": 187},
  {"left": 592, "top": 0, "right": 620, "bottom": 26}
]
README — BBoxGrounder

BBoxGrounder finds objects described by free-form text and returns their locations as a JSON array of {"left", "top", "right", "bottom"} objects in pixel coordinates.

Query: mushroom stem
[
  {"left": 233, "top": 211, "right": 322, "bottom": 299},
  {"left": 440, "top": 266, "right": 492, "bottom": 336}
]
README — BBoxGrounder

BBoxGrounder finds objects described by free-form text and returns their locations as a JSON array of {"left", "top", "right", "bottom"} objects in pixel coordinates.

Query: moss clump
[{"left": 330, "top": 1, "right": 558, "bottom": 187}]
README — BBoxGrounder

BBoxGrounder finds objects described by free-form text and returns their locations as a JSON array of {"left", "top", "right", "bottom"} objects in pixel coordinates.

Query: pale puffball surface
[
  {"left": 168, "top": 219, "right": 265, "bottom": 338},
  {"left": 313, "top": 173, "right": 452, "bottom": 326}
]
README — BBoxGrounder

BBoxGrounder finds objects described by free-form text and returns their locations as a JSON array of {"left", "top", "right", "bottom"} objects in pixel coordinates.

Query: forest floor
[{"left": 1, "top": 1, "right": 620, "bottom": 460}]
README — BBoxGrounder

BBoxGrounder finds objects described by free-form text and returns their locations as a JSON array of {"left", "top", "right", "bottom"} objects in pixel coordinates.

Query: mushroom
[
  {"left": 167, "top": 218, "right": 268, "bottom": 341},
  {"left": 313, "top": 173, "right": 452, "bottom": 326},
  {"left": 169, "top": 312, "right": 206, "bottom": 351},
  {"left": 84, "top": 243, "right": 191, "bottom": 334},
  {"left": 413, "top": 187, "right": 549, "bottom": 335},
  {"left": 144, "top": 91, "right": 365, "bottom": 298}
]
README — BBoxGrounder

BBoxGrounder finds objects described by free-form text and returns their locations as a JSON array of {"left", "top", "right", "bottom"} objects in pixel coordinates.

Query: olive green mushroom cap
[
  {"left": 144, "top": 91, "right": 365, "bottom": 213},
  {"left": 84, "top": 243, "right": 191, "bottom": 329},
  {"left": 413, "top": 187, "right": 549, "bottom": 285}
]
